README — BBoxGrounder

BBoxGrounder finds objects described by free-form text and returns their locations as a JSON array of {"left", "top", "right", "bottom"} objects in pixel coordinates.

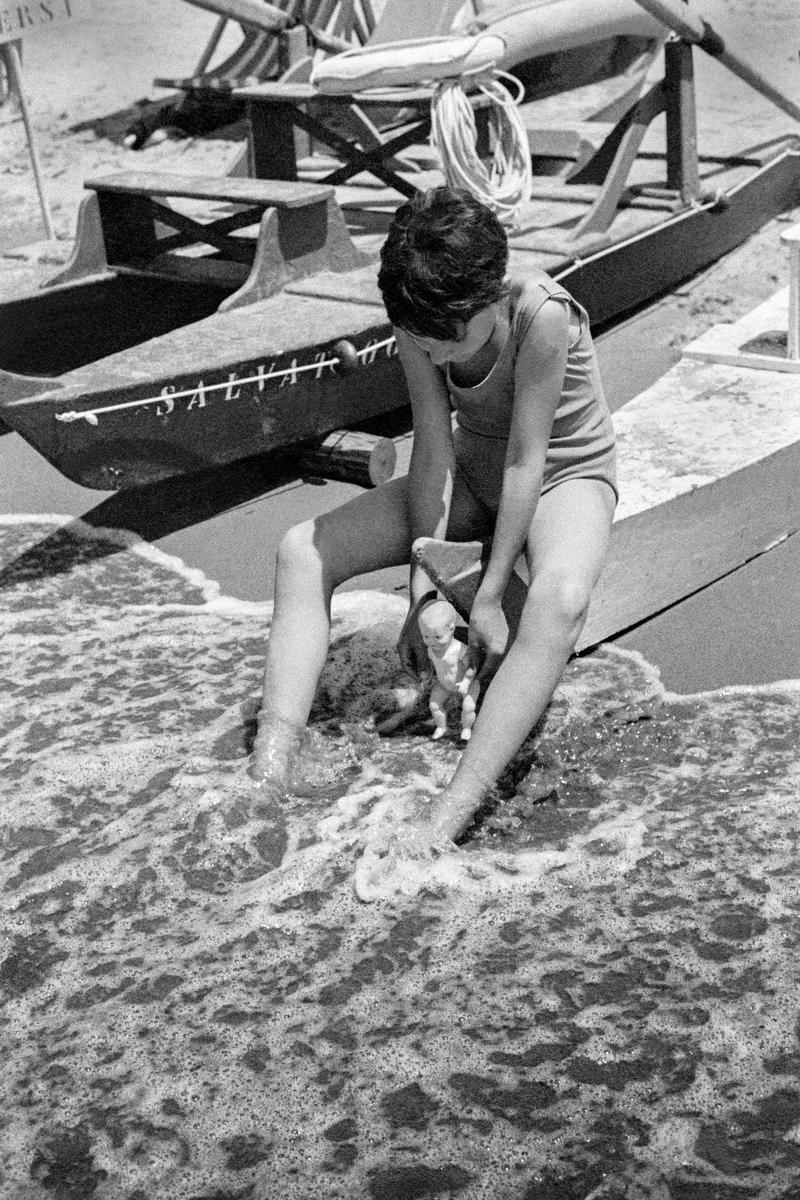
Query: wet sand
[{"left": 2, "top": 518, "right": 800, "bottom": 1199}]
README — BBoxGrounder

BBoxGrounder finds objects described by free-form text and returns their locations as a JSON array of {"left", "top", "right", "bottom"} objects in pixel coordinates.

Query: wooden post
[
  {"left": 781, "top": 224, "right": 800, "bottom": 361},
  {"left": 247, "top": 96, "right": 299, "bottom": 179},
  {"left": 297, "top": 430, "right": 397, "bottom": 487},
  {"left": 664, "top": 38, "right": 700, "bottom": 204},
  {"left": 277, "top": 24, "right": 311, "bottom": 161},
  {"left": 0, "top": 0, "right": 92, "bottom": 242},
  {"left": 0, "top": 41, "right": 55, "bottom": 239}
]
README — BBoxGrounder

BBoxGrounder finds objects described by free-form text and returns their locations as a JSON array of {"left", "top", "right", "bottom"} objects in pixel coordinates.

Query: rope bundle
[{"left": 430, "top": 71, "right": 532, "bottom": 227}]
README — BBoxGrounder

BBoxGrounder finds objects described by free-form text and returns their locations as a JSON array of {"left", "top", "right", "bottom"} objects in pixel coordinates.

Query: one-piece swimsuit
[{"left": 447, "top": 270, "right": 618, "bottom": 512}]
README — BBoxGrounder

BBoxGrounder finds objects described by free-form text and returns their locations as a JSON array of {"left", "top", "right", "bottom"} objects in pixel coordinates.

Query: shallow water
[{"left": 2, "top": 516, "right": 800, "bottom": 1200}]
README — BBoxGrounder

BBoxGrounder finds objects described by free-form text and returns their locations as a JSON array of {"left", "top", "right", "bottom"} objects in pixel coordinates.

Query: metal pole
[
  {"left": 631, "top": 0, "right": 800, "bottom": 126},
  {"left": 1, "top": 41, "right": 55, "bottom": 240}
]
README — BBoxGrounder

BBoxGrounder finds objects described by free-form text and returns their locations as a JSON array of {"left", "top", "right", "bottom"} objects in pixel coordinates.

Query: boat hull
[
  {"left": 559, "top": 147, "right": 800, "bottom": 327},
  {"left": 0, "top": 324, "right": 405, "bottom": 490},
  {"left": 1, "top": 145, "right": 798, "bottom": 491}
]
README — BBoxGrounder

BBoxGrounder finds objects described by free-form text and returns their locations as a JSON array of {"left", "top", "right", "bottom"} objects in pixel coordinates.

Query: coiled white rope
[{"left": 430, "top": 70, "right": 532, "bottom": 227}]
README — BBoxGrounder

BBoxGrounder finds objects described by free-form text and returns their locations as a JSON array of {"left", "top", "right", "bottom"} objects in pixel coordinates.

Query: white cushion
[{"left": 311, "top": 34, "right": 506, "bottom": 94}]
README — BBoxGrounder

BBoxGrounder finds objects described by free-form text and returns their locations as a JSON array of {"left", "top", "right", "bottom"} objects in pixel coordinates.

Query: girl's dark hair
[{"left": 377, "top": 187, "right": 509, "bottom": 340}]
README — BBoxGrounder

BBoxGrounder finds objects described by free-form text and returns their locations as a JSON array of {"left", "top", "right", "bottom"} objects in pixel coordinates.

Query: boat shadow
[{"left": 0, "top": 450, "right": 302, "bottom": 592}]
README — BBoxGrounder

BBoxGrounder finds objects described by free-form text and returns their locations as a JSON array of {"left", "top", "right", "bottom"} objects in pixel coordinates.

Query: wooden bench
[
  {"left": 235, "top": 80, "right": 492, "bottom": 197},
  {"left": 49, "top": 171, "right": 371, "bottom": 308}
]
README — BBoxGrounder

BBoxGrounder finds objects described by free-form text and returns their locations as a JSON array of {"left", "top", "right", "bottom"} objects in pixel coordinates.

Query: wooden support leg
[
  {"left": 664, "top": 38, "right": 701, "bottom": 204},
  {"left": 568, "top": 84, "right": 666, "bottom": 239},
  {"left": 96, "top": 192, "right": 159, "bottom": 265},
  {"left": 247, "top": 98, "right": 299, "bottom": 179},
  {"left": 218, "top": 196, "right": 372, "bottom": 311},
  {"left": 44, "top": 193, "right": 110, "bottom": 288},
  {"left": 277, "top": 26, "right": 311, "bottom": 160},
  {"left": 781, "top": 225, "right": 800, "bottom": 361}
]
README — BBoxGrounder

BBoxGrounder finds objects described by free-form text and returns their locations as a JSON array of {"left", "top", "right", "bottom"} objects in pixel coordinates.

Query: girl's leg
[
  {"left": 428, "top": 479, "right": 616, "bottom": 840},
  {"left": 251, "top": 476, "right": 414, "bottom": 783},
  {"left": 251, "top": 473, "right": 490, "bottom": 785}
]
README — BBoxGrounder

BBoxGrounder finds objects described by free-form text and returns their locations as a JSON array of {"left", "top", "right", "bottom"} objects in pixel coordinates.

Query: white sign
[{"left": 0, "top": 0, "right": 90, "bottom": 45}]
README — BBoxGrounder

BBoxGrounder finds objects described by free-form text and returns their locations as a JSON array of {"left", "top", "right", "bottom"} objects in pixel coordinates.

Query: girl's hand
[
  {"left": 396, "top": 596, "right": 433, "bottom": 681},
  {"left": 469, "top": 592, "right": 509, "bottom": 684}
]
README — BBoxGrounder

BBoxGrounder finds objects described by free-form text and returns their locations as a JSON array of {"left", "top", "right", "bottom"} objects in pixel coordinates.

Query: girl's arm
[
  {"left": 469, "top": 298, "right": 569, "bottom": 678},
  {"left": 395, "top": 328, "right": 457, "bottom": 604},
  {"left": 394, "top": 329, "right": 457, "bottom": 678}
]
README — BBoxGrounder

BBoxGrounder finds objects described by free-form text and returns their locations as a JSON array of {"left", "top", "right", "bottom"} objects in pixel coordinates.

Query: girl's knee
[
  {"left": 275, "top": 520, "right": 321, "bottom": 578},
  {"left": 525, "top": 569, "right": 592, "bottom": 641}
]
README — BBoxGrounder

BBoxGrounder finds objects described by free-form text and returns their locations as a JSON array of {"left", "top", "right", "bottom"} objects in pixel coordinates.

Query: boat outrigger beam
[{"left": 632, "top": 0, "right": 800, "bottom": 126}]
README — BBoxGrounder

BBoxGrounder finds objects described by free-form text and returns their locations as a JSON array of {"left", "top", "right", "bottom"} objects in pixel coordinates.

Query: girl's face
[{"left": 405, "top": 304, "right": 498, "bottom": 367}]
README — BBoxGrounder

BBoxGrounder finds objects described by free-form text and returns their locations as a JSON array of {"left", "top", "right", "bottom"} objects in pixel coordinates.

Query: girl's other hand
[{"left": 469, "top": 592, "right": 509, "bottom": 684}]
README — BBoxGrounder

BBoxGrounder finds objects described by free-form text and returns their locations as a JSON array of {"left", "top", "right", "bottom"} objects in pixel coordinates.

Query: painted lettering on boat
[
  {"left": 155, "top": 387, "right": 176, "bottom": 418},
  {"left": 54, "top": 335, "right": 399, "bottom": 426},
  {"left": 187, "top": 382, "right": 207, "bottom": 411}
]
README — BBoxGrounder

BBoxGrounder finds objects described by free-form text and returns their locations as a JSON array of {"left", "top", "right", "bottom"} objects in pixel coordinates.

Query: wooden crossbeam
[{"left": 143, "top": 200, "right": 266, "bottom": 261}]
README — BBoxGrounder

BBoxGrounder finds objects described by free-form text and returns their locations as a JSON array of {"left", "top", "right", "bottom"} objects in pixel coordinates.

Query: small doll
[{"left": 417, "top": 599, "right": 481, "bottom": 742}]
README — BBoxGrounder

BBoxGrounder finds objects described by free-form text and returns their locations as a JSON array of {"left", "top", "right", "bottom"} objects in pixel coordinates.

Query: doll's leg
[
  {"left": 428, "top": 479, "right": 616, "bottom": 839},
  {"left": 429, "top": 682, "right": 449, "bottom": 740},
  {"left": 459, "top": 678, "right": 480, "bottom": 741}
]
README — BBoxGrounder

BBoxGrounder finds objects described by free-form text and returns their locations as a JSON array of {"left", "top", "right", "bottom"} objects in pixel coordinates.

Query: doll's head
[{"left": 418, "top": 599, "right": 458, "bottom": 656}]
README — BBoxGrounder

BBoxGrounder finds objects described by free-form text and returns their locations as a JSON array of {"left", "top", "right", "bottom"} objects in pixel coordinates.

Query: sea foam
[{"left": 2, "top": 515, "right": 800, "bottom": 1200}]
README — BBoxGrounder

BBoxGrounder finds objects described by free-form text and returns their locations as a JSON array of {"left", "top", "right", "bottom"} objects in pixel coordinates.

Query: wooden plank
[
  {"left": 523, "top": 121, "right": 617, "bottom": 162},
  {"left": 284, "top": 263, "right": 385, "bottom": 305},
  {"left": 84, "top": 173, "right": 334, "bottom": 209},
  {"left": 413, "top": 439, "right": 800, "bottom": 653},
  {"left": 682, "top": 288, "right": 800, "bottom": 373},
  {"left": 580, "top": 439, "right": 800, "bottom": 649}
]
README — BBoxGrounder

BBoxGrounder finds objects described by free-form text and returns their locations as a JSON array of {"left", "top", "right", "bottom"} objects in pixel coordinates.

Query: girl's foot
[
  {"left": 354, "top": 822, "right": 455, "bottom": 903},
  {"left": 248, "top": 708, "right": 305, "bottom": 792}
]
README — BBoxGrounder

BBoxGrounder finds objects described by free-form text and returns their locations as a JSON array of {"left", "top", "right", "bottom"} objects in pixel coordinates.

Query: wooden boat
[{"left": 0, "top": 0, "right": 798, "bottom": 491}]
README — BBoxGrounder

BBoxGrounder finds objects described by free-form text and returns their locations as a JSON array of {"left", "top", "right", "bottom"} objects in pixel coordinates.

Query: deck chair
[
  {"left": 123, "top": 0, "right": 376, "bottom": 151},
  {"left": 240, "top": 0, "right": 701, "bottom": 244},
  {"left": 155, "top": 0, "right": 376, "bottom": 94},
  {"left": 234, "top": 0, "right": 486, "bottom": 194}
]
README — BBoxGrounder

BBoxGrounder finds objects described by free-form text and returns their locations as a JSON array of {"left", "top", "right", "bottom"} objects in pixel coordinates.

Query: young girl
[{"left": 250, "top": 186, "right": 617, "bottom": 851}]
